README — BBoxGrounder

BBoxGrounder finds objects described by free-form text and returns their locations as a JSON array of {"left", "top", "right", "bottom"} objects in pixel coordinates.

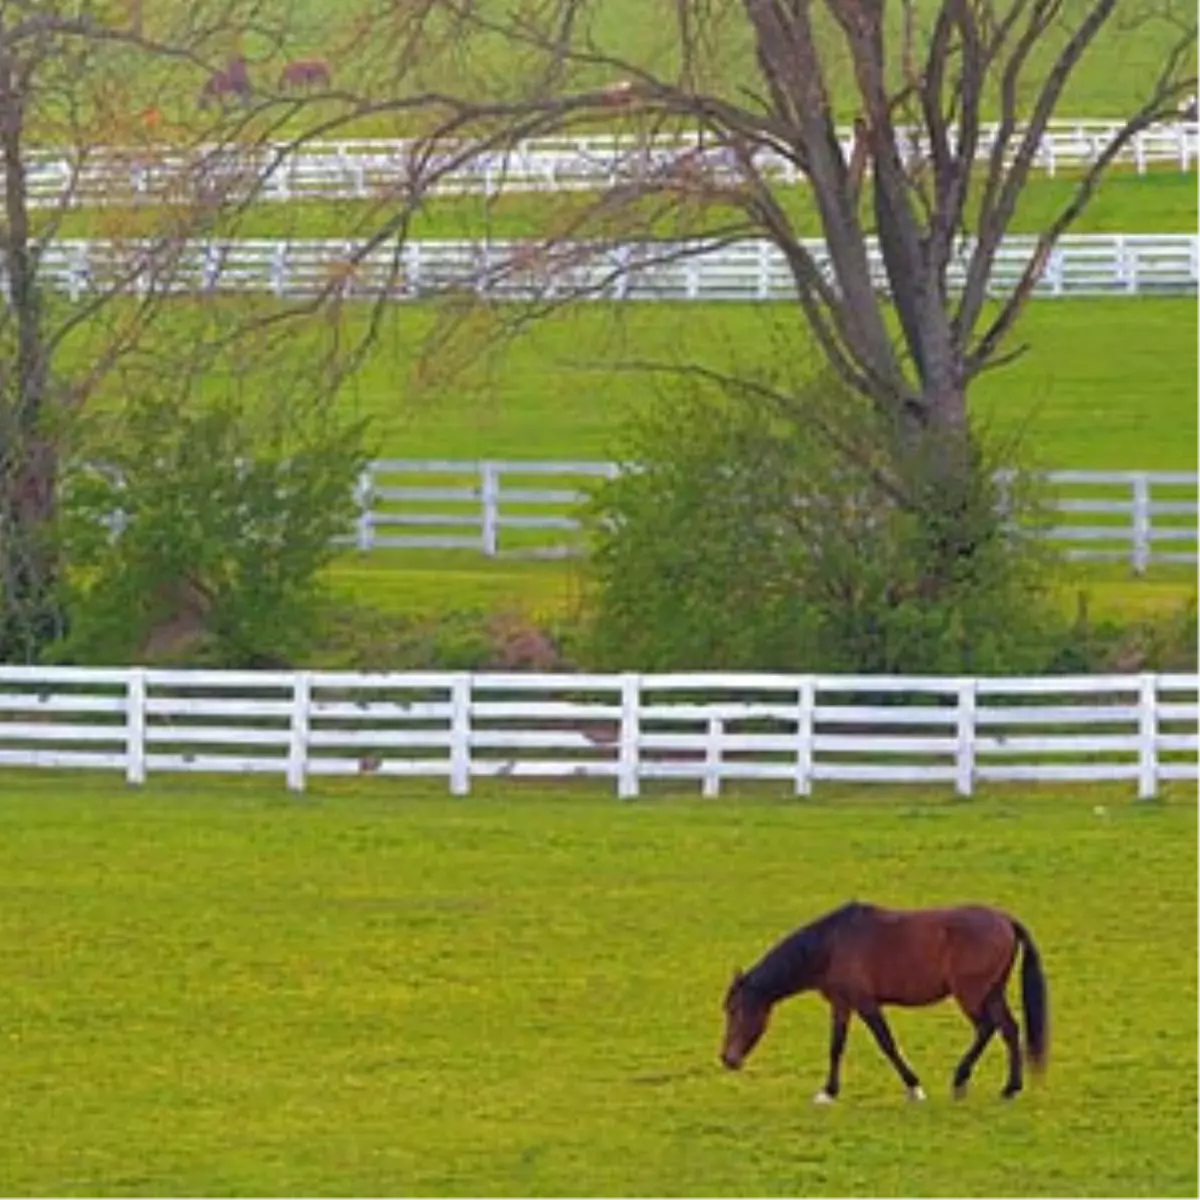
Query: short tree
[
  {"left": 583, "top": 368, "right": 1062, "bottom": 674},
  {"left": 57, "top": 377, "right": 372, "bottom": 668}
]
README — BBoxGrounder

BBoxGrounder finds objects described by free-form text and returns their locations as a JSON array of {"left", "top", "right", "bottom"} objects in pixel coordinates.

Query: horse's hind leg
[
  {"left": 987, "top": 993, "right": 1023, "bottom": 1099},
  {"left": 856, "top": 1005, "right": 925, "bottom": 1101},
  {"left": 951, "top": 1013, "right": 996, "bottom": 1099}
]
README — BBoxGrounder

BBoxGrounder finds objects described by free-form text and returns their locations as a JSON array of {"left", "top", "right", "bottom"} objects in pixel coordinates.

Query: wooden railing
[
  {"left": 30, "top": 233, "right": 1200, "bottom": 302},
  {"left": 338, "top": 461, "right": 1198, "bottom": 574},
  {"left": 0, "top": 667, "right": 1194, "bottom": 800},
  {"left": 17, "top": 120, "right": 1199, "bottom": 209}
]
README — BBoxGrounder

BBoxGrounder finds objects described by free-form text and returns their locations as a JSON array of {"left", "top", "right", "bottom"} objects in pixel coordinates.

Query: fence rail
[
  {"left": 18, "top": 120, "right": 1200, "bottom": 209},
  {"left": 0, "top": 667, "right": 1193, "bottom": 800},
  {"left": 341, "top": 461, "right": 1198, "bottom": 573},
  {"left": 31, "top": 233, "right": 1200, "bottom": 302}
]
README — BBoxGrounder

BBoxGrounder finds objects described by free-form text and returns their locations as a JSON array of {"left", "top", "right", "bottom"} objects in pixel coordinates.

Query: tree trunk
[
  {"left": 894, "top": 378, "right": 991, "bottom": 603},
  {"left": 0, "top": 38, "right": 63, "bottom": 662}
]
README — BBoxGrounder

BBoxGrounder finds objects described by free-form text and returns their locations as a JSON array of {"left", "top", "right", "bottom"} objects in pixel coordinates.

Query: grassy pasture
[
  {"left": 0, "top": 778, "right": 1193, "bottom": 1197},
  {"left": 229, "top": 0, "right": 1195, "bottom": 128},
  {"left": 27, "top": 1, "right": 1192, "bottom": 152},
  {"left": 257, "top": 297, "right": 1200, "bottom": 468}
]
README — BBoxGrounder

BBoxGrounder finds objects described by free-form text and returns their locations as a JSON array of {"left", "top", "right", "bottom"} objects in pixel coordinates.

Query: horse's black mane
[{"left": 742, "top": 901, "right": 873, "bottom": 1004}]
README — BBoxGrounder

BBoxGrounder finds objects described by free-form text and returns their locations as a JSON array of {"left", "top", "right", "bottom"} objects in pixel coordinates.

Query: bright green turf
[
  {"left": 165, "top": 0, "right": 1198, "bottom": 133},
  {"left": 0, "top": 779, "right": 1193, "bottom": 1197},
  {"left": 32, "top": 0, "right": 1193, "bottom": 154},
  {"left": 67, "top": 295, "right": 1196, "bottom": 468},
  {"left": 312, "top": 298, "right": 1198, "bottom": 469},
  {"left": 324, "top": 550, "right": 587, "bottom": 620},
  {"left": 323, "top": 556, "right": 1198, "bottom": 624}
]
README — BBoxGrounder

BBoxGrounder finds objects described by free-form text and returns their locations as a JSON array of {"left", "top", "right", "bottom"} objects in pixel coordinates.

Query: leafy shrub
[
  {"left": 55, "top": 392, "right": 371, "bottom": 667},
  {"left": 579, "top": 375, "right": 1066, "bottom": 676}
]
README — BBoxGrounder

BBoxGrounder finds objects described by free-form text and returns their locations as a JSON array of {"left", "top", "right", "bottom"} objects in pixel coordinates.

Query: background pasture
[{"left": 132, "top": 0, "right": 1198, "bottom": 135}]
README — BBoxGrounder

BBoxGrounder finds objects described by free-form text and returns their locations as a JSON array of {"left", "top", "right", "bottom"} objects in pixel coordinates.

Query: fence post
[
  {"left": 287, "top": 672, "right": 311, "bottom": 793},
  {"left": 955, "top": 678, "right": 977, "bottom": 798},
  {"left": 757, "top": 239, "right": 771, "bottom": 301},
  {"left": 1133, "top": 130, "right": 1147, "bottom": 175},
  {"left": 354, "top": 467, "right": 374, "bottom": 552},
  {"left": 449, "top": 673, "right": 472, "bottom": 796},
  {"left": 125, "top": 668, "right": 147, "bottom": 786},
  {"left": 1120, "top": 235, "right": 1138, "bottom": 295},
  {"left": 795, "top": 677, "right": 815, "bottom": 797},
  {"left": 1132, "top": 474, "right": 1151, "bottom": 575},
  {"left": 285, "top": 672, "right": 312, "bottom": 792},
  {"left": 271, "top": 243, "right": 287, "bottom": 298},
  {"left": 617, "top": 673, "right": 640, "bottom": 800},
  {"left": 481, "top": 462, "right": 500, "bottom": 557},
  {"left": 702, "top": 716, "right": 722, "bottom": 799},
  {"left": 1138, "top": 672, "right": 1159, "bottom": 801}
]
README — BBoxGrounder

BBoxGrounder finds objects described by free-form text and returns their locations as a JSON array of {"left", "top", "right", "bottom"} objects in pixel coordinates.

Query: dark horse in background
[
  {"left": 198, "top": 55, "right": 253, "bottom": 108},
  {"left": 721, "top": 902, "right": 1048, "bottom": 1102},
  {"left": 279, "top": 58, "right": 332, "bottom": 91}
]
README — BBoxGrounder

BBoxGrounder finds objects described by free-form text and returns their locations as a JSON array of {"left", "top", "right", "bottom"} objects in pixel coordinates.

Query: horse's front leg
[
  {"left": 814, "top": 1000, "right": 851, "bottom": 1104},
  {"left": 857, "top": 1005, "right": 926, "bottom": 1101}
]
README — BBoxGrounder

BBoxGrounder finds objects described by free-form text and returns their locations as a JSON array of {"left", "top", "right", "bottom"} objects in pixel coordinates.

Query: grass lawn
[
  {"left": 320, "top": 298, "right": 1198, "bottom": 468},
  {"left": 0, "top": 778, "right": 1193, "bottom": 1197},
  {"left": 320, "top": 550, "right": 1198, "bottom": 623},
  {"left": 123, "top": 0, "right": 1197, "bottom": 137}
]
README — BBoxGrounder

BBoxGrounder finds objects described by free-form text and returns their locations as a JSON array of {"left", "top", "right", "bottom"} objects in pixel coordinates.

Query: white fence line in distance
[
  {"left": 18, "top": 120, "right": 1200, "bottom": 209},
  {"left": 0, "top": 667, "right": 1194, "bottom": 801},
  {"left": 344, "top": 461, "right": 1198, "bottom": 574},
  {"left": 31, "top": 233, "right": 1200, "bottom": 303}
]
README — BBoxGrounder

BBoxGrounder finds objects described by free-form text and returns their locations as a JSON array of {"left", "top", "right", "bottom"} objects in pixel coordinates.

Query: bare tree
[{"left": 332, "top": 0, "right": 1195, "bottom": 588}]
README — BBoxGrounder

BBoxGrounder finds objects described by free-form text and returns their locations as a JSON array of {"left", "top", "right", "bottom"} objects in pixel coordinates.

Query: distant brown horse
[
  {"left": 199, "top": 56, "right": 253, "bottom": 109},
  {"left": 279, "top": 58, "right": 332, "bottom": 91},
  {"left": 720, "top": 902, "right": 1048, "bottom": 1102}
]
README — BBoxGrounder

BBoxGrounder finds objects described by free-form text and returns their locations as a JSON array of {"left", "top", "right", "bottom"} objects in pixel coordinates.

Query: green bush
[
  {"left": 579, "top": 376, "right": 1067, "bottom": 676},
  {"left": 55, "top": 392, "right": 372, "bottom": 668}
]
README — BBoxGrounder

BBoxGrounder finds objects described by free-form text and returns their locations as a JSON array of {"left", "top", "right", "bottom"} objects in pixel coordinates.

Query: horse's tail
[{"left": 1011, "top": 919, "right": 1049, "bottom": 1073}]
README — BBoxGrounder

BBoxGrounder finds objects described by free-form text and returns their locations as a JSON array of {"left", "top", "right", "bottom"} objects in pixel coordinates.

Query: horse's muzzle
[{"left": 720, "top": 1052, "right": 742, "bottom": 1071}]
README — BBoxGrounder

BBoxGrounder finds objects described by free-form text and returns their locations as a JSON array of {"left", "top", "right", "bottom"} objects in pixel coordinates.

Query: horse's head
[{"left": 720, "top": 968, "right": 770, "bottom": 1070}]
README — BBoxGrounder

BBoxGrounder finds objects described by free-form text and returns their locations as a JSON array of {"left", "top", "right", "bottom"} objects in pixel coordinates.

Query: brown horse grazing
[
  {"left": 720, "top": 902, "right": 1048, "bottom": 1103},
  {"left": 198, "top": 57, "right": 253, "bottom": 109},
  {"left": 279, "top": 58, "right": 332, "bottom": 91}
]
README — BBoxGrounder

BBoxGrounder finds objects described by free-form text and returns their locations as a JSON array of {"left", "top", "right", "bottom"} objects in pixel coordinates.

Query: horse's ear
[{"left": 731, "top": 967, "right": 744, "bottom": 986}]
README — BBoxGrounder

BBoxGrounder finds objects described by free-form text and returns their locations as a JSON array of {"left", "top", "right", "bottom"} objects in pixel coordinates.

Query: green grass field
[
  {"left": 0, "top": 778, "right": 1193, "bottom": 1197},
  {"left": 300, "top": 297, "right": 1199, "bottom": 468},
  {"left": 172, "top": 0, "right": 1199, "bottom": 133},
  {"left": 63, "top": 0, "right": 1195, "bottom": 149}
]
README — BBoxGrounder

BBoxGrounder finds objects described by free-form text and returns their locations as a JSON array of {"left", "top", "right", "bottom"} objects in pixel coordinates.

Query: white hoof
[
  {"left": 812, "top": 1090, "right": 836, "bottom": 1105},
  {"left": 908, "top": 1085, "right": 927, "bottom": 1102}
]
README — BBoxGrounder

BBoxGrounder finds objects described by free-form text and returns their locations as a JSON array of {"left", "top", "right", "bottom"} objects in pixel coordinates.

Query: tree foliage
[
  {"left": 583, "top": 372, "right": 1063, "bottom": 674},
  {"left": 57, "top": 386, "right": 371, "bottom": 668}
]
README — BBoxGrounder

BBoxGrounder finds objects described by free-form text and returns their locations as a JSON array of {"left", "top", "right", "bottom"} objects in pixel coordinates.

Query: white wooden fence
[
  {"left": 19, "top": 120, "right": 1200, "bottom": 209},
  {"left": 0, "top": 667, "right": 1193, "bottom": 800},
  {"left": 345, "top": 461, "right": 1198, "bottom": 572},
  {"left": 31, "top": 233, "right": 1200, "bottom": 302}
]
